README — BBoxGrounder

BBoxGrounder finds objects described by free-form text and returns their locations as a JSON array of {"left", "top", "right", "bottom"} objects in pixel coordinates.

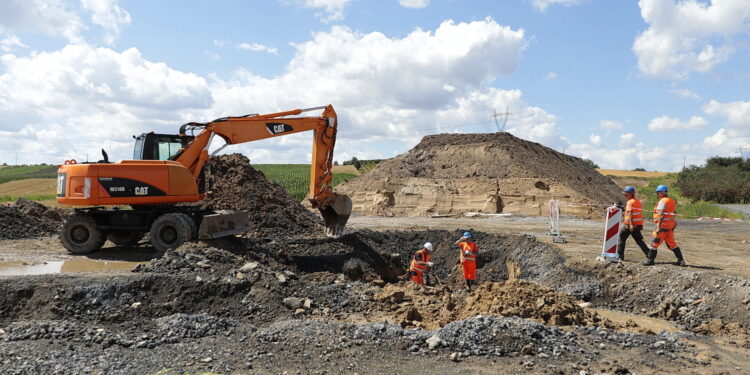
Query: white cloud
[
  {"left": 532, "top": 0, "right": 582, "bottom": 12},
  {"left": 600, "top": 120, "right": 623, "bottom": 131},
  {"left": 0, "top": 35, "right": 28, "bottom": 52},
  {"left": 399, "top": 0, "right": 429, "bottom": 9},
  {"left": 213, "top": 40, "right": 228, "bottom": 47},
  {"left": 589, "top": 133, "right": 602, "bottom": 146},
  {"left": 289, "top": 0, "right": 351, "bottom": 22},
  {"left": 633, "top": 0, "right": 750, "bottom": 80},
  {"left": 0, "top": 0, "right": 83, "bottom": 42},
  {"left": 704, "top": 99, "right": 750, "bottom": 127},
  {"left": 236, "top": 42, "right": 279, "bottom": 55},
  {"left": 669, "top": 88, "right": 700, "bottom": 99},
  {"left": 80, "top": 0, "right": 131, "bottom": 45},
  {"left": 0, "top": 18, "right": 544, "bottom": 165},
  {"left": 647, "top": 115, "right": 709, "bottom": 131},
  {"left": 543, "top": 71, "right": 558, "bottom": 80},
  {"left": 619, "top": 133, "right": 637, "bottom": 148}
]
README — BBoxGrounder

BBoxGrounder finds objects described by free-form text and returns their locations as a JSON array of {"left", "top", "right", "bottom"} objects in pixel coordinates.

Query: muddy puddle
[{"left": 0, "top": 259, "right": 145, "bottom": 276}]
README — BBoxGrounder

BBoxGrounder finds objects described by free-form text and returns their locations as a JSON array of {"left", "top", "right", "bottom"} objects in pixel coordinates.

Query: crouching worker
[
  {"left": 409, "top": 242, "right": 433, "bottom": 285},
  {"left": 454, "top": 232, "right": 478, "bottom": 290}
]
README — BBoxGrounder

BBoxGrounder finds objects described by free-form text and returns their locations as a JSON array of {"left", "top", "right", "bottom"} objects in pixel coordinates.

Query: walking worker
[
  {"left": 409, "top": 242, "right": 433, "bottom": 285},
  {"left": 454, "top": 232, "right": 478, "bottom": 289},
  {"left": 643, "top": 185, "right": 686, "bottom": 266},
  {"left": 617, "top": 186, "right": 650, "bottom": 261}
]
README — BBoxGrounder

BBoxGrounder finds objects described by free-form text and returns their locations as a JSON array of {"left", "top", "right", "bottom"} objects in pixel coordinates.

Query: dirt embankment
[
  {"left": 0, "top": 198, "right": 67, "bottom": 240},
  {"left": 198, "top": 154, "right": 323, "bottom": 237},
  {"left": 336, "top": 132, "right": 623, "bottom": 219}
]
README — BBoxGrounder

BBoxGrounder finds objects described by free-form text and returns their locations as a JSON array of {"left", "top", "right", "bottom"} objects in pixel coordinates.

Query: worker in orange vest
[
  {"left": 643, "top": 185, "right": 686, "bottom": 266},
  {"left": 454, "top": 232, "right": 478, "bottom": 289},
  {"left": 409, "top": 242, "right": 434, "bottom": 285},
  {"left": 617, "top": 186, "right": 650, "bottom": 261}
]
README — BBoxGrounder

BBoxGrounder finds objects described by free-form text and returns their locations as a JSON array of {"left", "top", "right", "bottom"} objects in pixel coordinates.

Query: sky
[{"left": 0, "top": 0, "right": 749, "bottom": 171}]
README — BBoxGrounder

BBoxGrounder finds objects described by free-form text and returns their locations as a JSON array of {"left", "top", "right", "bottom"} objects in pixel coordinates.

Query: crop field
[
  {"left": 0, "top": 178, "right": 56, "bottom": 202},
  {"left": 0, "top": 164, "right": 57, "bottom": 184},
  {"left": 596, "top": 169, "right": 670, "bottom": 178},
  {"left": 253, "top": 164, "right": 358, "bottom": 201}
]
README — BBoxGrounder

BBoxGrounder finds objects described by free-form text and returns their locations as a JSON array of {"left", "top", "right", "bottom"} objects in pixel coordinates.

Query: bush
[
  {"left": 633, "top": 168, "right": 646, "bottom": 172},
  {"left": 582, "top": 158, "right": 600, "bottom": 169},
  {"left": 677, "top": 157, "right": 750, "bottom": 204}
]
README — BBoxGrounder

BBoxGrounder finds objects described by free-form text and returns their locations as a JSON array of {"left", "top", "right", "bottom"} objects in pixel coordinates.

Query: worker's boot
[
  {"left": 465, "top": 279, "right": 472, "bottom": 291},
  {"left": 672, "top": 247, "right": 686, "bottom": 267},
  {"left": 642, "top": 249, "right": 656, "bottom": 266}
]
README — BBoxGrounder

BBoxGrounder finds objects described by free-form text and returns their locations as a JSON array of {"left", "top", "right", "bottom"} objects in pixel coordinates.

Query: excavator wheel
[
  {"left": 61, "top": 214, "right": 107, "bottom": 255},
  {"left": 107, "top": 231, "right": 145, "bottom": 246},
  {"left": 149, "top": 213, "right": 194, "bottom": 253}
]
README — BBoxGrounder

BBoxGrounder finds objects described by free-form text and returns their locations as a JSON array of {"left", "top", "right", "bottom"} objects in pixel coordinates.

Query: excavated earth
[
  {"left": 2, "top": 229, "right": 750, "bottom": 374},
  {"left": 0, "top": 198, "right": 66, "bottom": 240},
  {"left": 336, "top": 132, "right": 624, "bottom": 218},
  {"left": 196, "top": 153, "right": 323, "bottom": 237}
]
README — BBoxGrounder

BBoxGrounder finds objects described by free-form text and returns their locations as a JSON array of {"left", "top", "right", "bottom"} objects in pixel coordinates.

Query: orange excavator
[{"left": 56, "top": 105, "right": 352, "bottom": 254}]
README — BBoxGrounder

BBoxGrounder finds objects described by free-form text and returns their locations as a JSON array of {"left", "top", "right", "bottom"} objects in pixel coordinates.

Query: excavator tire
[
  {"left": 61, "top": 214, "right": 107, "bottom": 255},
  {"left": 149, "top": 213, "right": 194, "bottom": 252},
  {"left": 107, "top": 231, "right": 145, "bottom": 246}
]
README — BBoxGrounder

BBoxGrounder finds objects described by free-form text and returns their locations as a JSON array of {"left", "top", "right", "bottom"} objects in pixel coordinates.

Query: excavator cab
[{"left": 133, "top": 133, "right": 194, "bottom": 161}]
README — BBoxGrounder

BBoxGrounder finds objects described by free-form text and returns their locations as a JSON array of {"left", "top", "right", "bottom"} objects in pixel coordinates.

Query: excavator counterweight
[{"left": 56, "top": 105, "right": 351, "bottom": 254}]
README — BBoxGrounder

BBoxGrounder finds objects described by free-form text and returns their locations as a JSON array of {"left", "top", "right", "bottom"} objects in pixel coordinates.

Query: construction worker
[
  {"left": 454, "top": 232, "right": 478, "bottom": 289},
  {"left": 409, "top": 242, "right": 433, "bottom": 285},
  {"left": 617, "top": 186, "right": 650, "bottom": 261},
  {"left": 643, "top": 185, "right": 686, "bottom": 267}
]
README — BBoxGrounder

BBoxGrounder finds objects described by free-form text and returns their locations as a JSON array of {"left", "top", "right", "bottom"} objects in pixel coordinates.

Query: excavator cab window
[{"left": 133, "top": 133, "right": 194, "bottom": 161}]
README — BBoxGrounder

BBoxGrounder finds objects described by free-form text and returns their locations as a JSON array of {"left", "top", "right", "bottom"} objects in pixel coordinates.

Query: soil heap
[
  {"left": 336, "top": 132, "right": 623, "bottom": 218},
  {"left": 199, "top": 154, "right": 323, "bottom": 237},
  {"left": 0, "top": 204, "right": 57, "bottom": 240}
]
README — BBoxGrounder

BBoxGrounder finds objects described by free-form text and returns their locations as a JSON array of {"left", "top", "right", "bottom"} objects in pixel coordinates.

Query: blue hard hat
[
  {"left": 463, "top": 232, "right": 472, "bottom": 238},
  {"left": 655, "top": 184, "right": 668, "bottom": 193},
  {"left": 623, "top": 186, "right": 636, "bottom": 194}
]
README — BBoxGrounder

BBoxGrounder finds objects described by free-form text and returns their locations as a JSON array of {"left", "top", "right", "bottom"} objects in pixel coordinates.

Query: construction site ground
[{"left": 1, "top": 214, "right": 749, "bottom": 374}]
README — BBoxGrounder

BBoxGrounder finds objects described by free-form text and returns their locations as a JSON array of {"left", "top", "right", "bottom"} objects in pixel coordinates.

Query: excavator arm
[{"left": 174, "top": 105, "right": 352, "bottom": 235}]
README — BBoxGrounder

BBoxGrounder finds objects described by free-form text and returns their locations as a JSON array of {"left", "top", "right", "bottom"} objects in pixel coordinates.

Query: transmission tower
[{"left": 492, "top": 106, "right": 512, "bottom": 132}]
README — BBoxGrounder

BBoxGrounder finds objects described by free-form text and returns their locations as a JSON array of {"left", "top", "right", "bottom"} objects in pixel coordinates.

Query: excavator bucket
[
  {"left": 198, "top": 210, "right": 251, "bottom": 239},
  {"left": 319, "top": 193, "right": 352, "bottom": 236}
]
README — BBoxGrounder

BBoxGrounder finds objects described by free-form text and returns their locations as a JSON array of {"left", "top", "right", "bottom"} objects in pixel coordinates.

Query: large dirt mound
[
  {"left": 199, "top": 154, "right": 323, "bottom": 237},
  {"left": 336, "top": 132, "right": 623, "bottom": 218}
]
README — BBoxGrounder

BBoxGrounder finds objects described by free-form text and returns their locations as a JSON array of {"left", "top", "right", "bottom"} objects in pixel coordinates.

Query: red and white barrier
[{"left": 600, "top": 205, "right": 621, "bottom": 261}]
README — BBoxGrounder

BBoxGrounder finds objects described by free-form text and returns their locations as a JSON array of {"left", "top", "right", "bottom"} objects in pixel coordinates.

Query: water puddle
[{"left": 0, "top": 259, "right": 146, "bottom": 276}]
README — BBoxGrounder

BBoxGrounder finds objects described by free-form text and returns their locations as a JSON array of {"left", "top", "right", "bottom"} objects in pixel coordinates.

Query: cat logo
[
  {"left": 266, "top": 123, "right": 293, "bottom": 135},
  {"left": 135, "top": 186, "right": 149, "bottom": 196}
]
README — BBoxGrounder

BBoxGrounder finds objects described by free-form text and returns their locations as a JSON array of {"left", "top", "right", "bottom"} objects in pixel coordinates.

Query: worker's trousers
[{"left": 617, "top": 226, "right": 650, "bottom": 259}]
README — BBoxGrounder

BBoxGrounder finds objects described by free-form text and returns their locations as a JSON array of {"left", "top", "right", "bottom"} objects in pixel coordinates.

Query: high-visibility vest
[
  {"left": 458, "top": 241, "right": 478, "bottom": 263},
  {"left": 624, "top": 198, "right": 644, "bottom": 226},
  {"left": 409, "top": 249, "right": 430, "bottom": 273},
  {"left": 653, "top": 197, "right": 677, "bottom": 227}
]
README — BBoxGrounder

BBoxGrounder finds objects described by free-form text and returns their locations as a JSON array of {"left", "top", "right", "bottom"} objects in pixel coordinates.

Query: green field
[
  {"left": 0, "top": 164, "right": 57, "bottom": 185},
  {"left": 253, "top": 164, "right": 357, "bottom": 201},
  {"left": 637, "top": 174, "right": 744, "bottom": 220}
]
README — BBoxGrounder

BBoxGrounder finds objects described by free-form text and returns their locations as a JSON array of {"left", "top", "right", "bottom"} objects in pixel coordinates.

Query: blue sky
[{"left": 1, "top": 0, "right": 749, "bottom": 171}]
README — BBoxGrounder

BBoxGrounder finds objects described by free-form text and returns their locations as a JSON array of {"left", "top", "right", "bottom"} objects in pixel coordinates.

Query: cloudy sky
[{"left": 1, "top": 0, "right": 749, "bottom": 171}]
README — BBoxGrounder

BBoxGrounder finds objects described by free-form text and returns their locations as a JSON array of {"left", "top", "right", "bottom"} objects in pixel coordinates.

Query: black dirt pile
[
  {"left": 199, "top": 154, "right": 322, "bottom": 237},
  {"left": 0, "top": 204, "right": 57, "bottom": 240},
  {"left": 14, "top": 197, "right": 68, "bottom": 229}
]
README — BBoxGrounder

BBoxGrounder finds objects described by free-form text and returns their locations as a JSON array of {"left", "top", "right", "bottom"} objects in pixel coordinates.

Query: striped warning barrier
[{"left": 600, "top": 204, "right": 621, "bottom": 261}]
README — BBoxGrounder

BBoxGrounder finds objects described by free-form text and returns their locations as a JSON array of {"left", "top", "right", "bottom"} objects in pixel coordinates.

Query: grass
[
  {"left": 0, "top": 194, "right": 57, "bottom": 203},
  {"left": 253, "top": 164, "right": 357, "bottom": 201},
  {"left": 636, "top": 174, "right": 744, "bottom": 220},
  {"left": 0, "top": 164, "right": 58, "bottom": 184}
]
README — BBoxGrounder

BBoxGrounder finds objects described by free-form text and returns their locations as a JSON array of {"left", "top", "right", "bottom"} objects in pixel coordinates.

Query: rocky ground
[{"left": 2, "top": 228, "right": 750, "bottom": 374}]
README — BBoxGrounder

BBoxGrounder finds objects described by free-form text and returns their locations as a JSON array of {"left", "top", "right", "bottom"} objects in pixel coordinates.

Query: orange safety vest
[
  {"left": 624, "top": 198, "right": 644, "bottom": 226},
  {"left": 458, "top": 241, "right": 478, "bottom": 263},
  {"left": 653, "top": 197, "right": 677, "bottom": 229},
  {"left": 409, "top": 249, "right": 430, "bottom": 273}
]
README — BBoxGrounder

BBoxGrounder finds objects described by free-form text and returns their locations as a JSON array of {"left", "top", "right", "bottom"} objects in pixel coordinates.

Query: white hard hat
[{"left": 423, "top": 242, "right": 434, "bottom": 251}]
